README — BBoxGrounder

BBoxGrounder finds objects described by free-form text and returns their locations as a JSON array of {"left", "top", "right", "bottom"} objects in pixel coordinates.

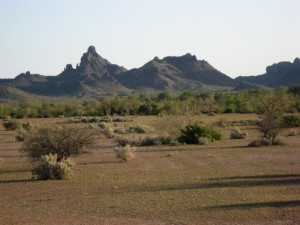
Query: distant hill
[
  {"left": 236, "top": 58, "right": 300, "bottom": 87},
  {"left": 0, "top": 46, "right": 237, "bottom": 99},
  {"left": 1, "top": 46, "right": 299, "bottom": 101},
  {"left": 115, "top": 54, "right": 237, "bottom": 90}
]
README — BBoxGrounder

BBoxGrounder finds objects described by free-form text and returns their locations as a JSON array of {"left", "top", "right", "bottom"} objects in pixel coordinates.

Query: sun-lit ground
[{"left": 0, "top": 114, "right": 299, "bottom": 225}]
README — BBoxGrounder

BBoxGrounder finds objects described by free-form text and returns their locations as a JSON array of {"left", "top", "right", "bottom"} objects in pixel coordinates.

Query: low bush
[
  {"left": 287, "top": 129, "right": 297, "bottom": 136},
  {"left": 179, "top": 123, "right": 222, "bottom": 144},
  {"left": 230, "top": 127, "right": 247, "bottom": 139},
  {"left": 272, "top": 138, "right": 285, "bottom": 146},
  {"left": 198, "top": 137, "right": 209, "bottom": 145},
  {"left": 248, "top": 138, "right": 270, "bottom": 147},
  {"left": 114, "top": 145, "right": 135, "bottom": 161},
  {"left": 15, "top": 131, "right": 26, "bottom": 142},
  {"left": 141, "top": 136, "right": 172, "bottom": 146},
  {"left": 117, "top": 137, "right": 138, "bottom": 147},
  {"left": 32, "top": 154, "right": 74, "bottom": 180},
  {"left": 217, "top": 119, "right": 228, "bottom": 128},
  {"left": 282, "top": 115, "right": 300, "bottom": 127},
  {"left": 128, "top": 126, "right": 147, "bottom": 133},
  {"left": 3, "top": 120, "right": 19, "bottom": 130},
  {"left": 21, "top": 122, "right": 33, "bottom": 131}
]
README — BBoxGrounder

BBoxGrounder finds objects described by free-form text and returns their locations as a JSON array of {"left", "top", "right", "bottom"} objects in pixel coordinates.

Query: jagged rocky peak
[
  {"left": 182, "top": 53, "right": 198, "bottom": 62},
  {"left": 85, "top": 45, "right": 99, "bottom": 62},
  {"left": 163, "top": 53, "right": 198, "bottom": 64},
  {"left": 294, "top": 57, "right": 300, "bottom": 65},
  {"left": 64, "top": 64, "right": 74, "bottom": 72}
]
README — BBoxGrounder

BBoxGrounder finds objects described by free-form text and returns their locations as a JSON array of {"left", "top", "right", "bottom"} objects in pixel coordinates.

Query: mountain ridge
[{"left": 0, "top": 46, "right": 299, "bottom": 100}]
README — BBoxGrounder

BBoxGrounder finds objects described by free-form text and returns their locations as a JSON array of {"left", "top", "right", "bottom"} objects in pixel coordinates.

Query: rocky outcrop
[{"left": 236, "top": 58, "right": 300, "bottom": 87}]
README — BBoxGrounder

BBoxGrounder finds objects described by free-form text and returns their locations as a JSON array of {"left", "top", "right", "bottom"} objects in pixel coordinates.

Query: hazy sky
[{"left": 0, "top": 0, "right": 299, "bottom": 78}]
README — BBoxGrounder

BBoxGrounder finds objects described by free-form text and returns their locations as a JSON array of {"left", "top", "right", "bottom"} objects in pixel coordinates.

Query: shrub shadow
[
  {"left": 209, "top": 174, "right": 300, "bottom": 181},
  {"left": 206, "top": 200, "right": 300, "bottom": 210},
  {"left": 0, "top": 169, "right": 31, "bottom": 174},
  {"left": 129, "top": 177, "right": 300, "bottom": 193},
  {"left": 0, "top": 179, "right": 36, "bottom": 184}
]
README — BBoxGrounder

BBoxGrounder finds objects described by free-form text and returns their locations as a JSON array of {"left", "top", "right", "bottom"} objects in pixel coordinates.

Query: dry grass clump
[
  {"left": 287, "top": 129, "right": 297, "bottom": 136},
  {"left": 32, "top": 153, "right": 74, "bottom": 180},
  {"left": 114, "top": 144, "right": 136, "bottom": 162},
  {"left": 198, "top": 137, "right": 209, "bottom": 145},
  {"left": 230, "top": 127, "right": 247, "bottom": 139}
]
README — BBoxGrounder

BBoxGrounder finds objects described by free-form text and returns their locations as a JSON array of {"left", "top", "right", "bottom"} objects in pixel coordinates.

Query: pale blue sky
[{"left": 0, "top": 0, "right": 299, "bottom": 78}]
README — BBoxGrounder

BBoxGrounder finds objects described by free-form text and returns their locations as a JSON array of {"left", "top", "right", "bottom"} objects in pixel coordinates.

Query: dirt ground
[{"left": 0, "top": 115, "right": 299, "bottom": 225}]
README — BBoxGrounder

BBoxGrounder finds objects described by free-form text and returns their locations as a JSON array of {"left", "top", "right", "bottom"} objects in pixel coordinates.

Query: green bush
[
  {"left": 140, "top": 136, "right": 172, "bottom": 146},
  {"left": 114, "top": 145, "right": 136, "bottom": 161},
  {"left": 179, "top": 123, "right": 222, "bottom": 144},
  {"left": 32, "top": 154, "right": 74, "bottom": 180},
  {"left": 282, "top": 115, "right": 300, "bottom": 127},
  {"left": 3, "top": 120, "right": 19, "bottom": 130}
]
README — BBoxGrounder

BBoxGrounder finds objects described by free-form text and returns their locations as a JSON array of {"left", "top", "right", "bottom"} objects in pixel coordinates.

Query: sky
[{"left": 0, "top": 0, "right": 299, "bottom": 78}]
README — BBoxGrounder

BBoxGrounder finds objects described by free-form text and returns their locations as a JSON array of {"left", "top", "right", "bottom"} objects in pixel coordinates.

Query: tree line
[{"left": 0, "top": 86, "right": 299, "bottom": 119}]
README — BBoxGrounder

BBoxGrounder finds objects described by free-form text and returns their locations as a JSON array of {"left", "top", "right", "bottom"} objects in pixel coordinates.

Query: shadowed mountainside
[
  {"left": 236, "top": 58, "right": 300, "bottom": 87},
  {"left": 0, "top": 46, "right": 237, "bottom": 99},
  {"left": 0, "top": 46, "right": 299, "bottom": 100}
]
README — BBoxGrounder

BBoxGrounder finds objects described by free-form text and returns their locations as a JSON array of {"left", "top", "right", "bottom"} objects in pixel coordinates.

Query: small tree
[
  {"left": 257, "top": 91, "right": 288, "bottom": 145},
  {"left": 22, "top": 125, "right": 98, "bottom": 162}
]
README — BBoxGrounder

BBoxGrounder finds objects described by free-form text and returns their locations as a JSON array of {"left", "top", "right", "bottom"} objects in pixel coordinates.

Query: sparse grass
[{"left": 0, "top": 115, "right": 299, "bottom": 225}]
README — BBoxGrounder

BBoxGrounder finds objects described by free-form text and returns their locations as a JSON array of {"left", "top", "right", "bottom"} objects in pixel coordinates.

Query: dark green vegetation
[
  {"left": 0, "top": 115, "right": 299, "bottom": 224},
  {"left": 179, "top": 123, "right": 222, "bottom": 144},
  {"left": 0, "top": 87, "right": 299, "bottom": 119},
  {"left": 0, "top": 46, "right": 299, "bottom": 100}
]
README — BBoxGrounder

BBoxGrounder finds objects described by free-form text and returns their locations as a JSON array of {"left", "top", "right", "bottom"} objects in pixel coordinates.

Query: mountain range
[{"left": 0, "top": 46, "right": 299, "bottom": 100}]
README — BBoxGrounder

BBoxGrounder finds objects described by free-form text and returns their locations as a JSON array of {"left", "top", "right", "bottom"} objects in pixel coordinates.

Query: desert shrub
[
  {"left": 287, "top": 129, "right": 297, "bottom": 136},
  {"left": 217, "top": 119, "right": 228, "bottom": 128},
  {"left": 179, "top": 123, "right": 222, "bottom": 144},
  {"left": 3, "top": 119, "right": 19, "bottom": 130},
  {"left": 32, "top": 154, "right": 74, "bottom": 180},
  {"left": 0, "top": 157, "right": 3, "bottom": 166},
  {"left": 127, "top": 126, "right": 146, "bottom": 133},
  {"left": 114, "top": 127, "right": 127, "bottom": 134},
  {"left": 15, "top": 131, "right": 26, "bottom": 142},
  {"left": 282, "top": 115, "right": 300, "bottom": 127},
  {"left": 198, "top": 137, "right": 209, "bottom": 145},
  {"left": 230, "top": 127, "right": 247, "bottom": 139},
  {"left": 248, "top": 138, "right": 270, "bottom": 147},
  {"left": 114, "top": 145, "right": 135, "bottom": 161},
  {"left": 272, "top": 138, "right": 285, "bottom": 146},
  {"left": 102, "top": 127, "right": 114, "bottom": 138},
  {"left": 117, "top": 137, "right": 138, "bottom": 147},
  {"left": 98, "top": 122, "right": 107, "bottom": 129},
  {"left": 208, "top": 112, "right": 216, "bottom": 116},
  {"left": 21, "top": 122, "right": 33, "bottom": 131},
  {"left": 140, "top": 136, "right": 172, "bottom": 146},
  {"left": 22, "top": 125, "right": 98, "bottom": 162}
]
